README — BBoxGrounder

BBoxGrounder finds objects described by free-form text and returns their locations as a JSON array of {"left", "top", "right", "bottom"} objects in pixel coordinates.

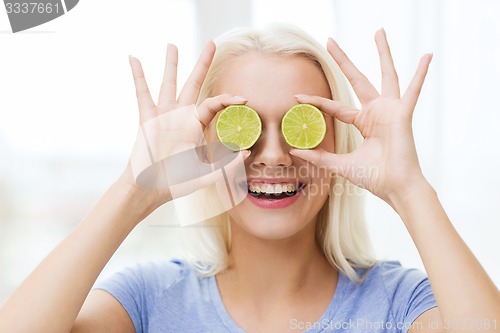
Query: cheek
[{"left": 307, "top": 170, "right": 332, "bottom": 201}]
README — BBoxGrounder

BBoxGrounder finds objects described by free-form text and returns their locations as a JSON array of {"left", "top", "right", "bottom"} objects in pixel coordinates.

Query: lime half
[
  {"left": 281, "top": 104, "right": 326, "bottom": 149},
  {"left": 216, "top": 105, "right": 262, "bottom": 151}
]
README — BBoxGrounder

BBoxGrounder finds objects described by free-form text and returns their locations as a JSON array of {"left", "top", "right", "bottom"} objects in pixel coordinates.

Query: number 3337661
[{"left": 5, "top": 2, "right": 60, "bottom": 14}]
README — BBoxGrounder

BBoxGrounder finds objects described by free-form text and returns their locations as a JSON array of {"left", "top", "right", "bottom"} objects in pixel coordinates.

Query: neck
[{"left": 218, "top": 217, "right": 337, "bottom": 300}]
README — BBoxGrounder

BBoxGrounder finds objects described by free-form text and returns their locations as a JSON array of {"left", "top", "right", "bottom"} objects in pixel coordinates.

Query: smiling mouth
[{"left": 247, "top": 182, "right": 306, "bottom": 200}]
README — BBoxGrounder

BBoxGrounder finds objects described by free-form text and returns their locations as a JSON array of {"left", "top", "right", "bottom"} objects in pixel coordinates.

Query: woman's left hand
[{"left": 290, "top": 29, "right": 433, "bottom": 205}]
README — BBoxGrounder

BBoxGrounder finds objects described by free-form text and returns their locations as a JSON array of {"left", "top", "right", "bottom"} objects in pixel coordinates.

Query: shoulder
[
  {"left": 94, "top": 258, "right": 213, "bottom": 332},
  {"left": 362, "top": 260, "right": 429, "bottom": 287},
  {"left": 129, "top": 258, "right": 191, "bottom": 287},
  {"left": 355, "top": 260, "right": 433, "bottom": 304},
  {"left": 96, "top": 258, "right": 199, "bottom": 295},
  {"left": 339, "top": 261, "right": 436, "bottom": 331},
  {"left": 94, "top": 257, "right": 208, "bottom": 312}
]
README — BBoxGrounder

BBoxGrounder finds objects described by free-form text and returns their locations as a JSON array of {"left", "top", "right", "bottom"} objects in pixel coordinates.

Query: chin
[{"left": 227, "top": 186, "right": 327, "bottom": 241}]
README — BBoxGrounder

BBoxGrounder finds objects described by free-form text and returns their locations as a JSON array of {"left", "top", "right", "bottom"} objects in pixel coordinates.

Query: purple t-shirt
[{"left": 95, "top": 259, "right": 437, "bottom": 332}]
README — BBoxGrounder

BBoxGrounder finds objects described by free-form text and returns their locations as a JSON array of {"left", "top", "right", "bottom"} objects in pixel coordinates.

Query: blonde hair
[{"left": 183, "top": 24, "right": 376, "bottom": 283}]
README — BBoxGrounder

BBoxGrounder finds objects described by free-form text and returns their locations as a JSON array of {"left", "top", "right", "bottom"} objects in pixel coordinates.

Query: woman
[{"left": 0, "top": 24, "right": 498, "bottom": 332}]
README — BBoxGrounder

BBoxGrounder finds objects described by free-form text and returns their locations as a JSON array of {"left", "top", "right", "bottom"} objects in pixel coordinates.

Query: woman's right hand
[
  {"left": 119, "top": 42, "right": 249, "bottom": 211},
  {"left": 1, "top": 42, "right": 254, "bottom": 333}
]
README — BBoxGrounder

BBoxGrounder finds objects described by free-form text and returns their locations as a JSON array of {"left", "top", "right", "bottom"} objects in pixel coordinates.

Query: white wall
[{"left": 0, "top": 0, "right": 499, "bottom": 305}]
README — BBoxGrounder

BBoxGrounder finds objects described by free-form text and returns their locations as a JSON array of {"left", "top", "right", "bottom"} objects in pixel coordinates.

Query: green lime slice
[
  {"left": 281, "top": 103, "right": 326, "bottom": 149},
  {"left": 216, "top": 105, "right": 262, "bottom": 151}
]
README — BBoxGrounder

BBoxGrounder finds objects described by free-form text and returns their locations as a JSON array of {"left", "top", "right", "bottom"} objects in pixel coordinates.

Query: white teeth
[{"left": 248, "top": 183, "right": 298, "bottom": 194}]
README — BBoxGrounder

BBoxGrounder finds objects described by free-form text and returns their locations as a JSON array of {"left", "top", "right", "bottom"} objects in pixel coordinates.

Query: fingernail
[
  {"left": 241, "top": 150, "right": 251, "bottom": 158},
  {"left": 234, "top": 96, "right": 248, "bottom": 102},
  {"left": 294, "top": 94, "right": 307, "bottom": 100},
  {"left": 379, "top": 28, "right": 387, "bottom": 38},
  {"left": 290, "top": 148, "right": 311, "bottom": 157},
  {"left": 327, "top": 37, "right": 338, "bottom": 47}
]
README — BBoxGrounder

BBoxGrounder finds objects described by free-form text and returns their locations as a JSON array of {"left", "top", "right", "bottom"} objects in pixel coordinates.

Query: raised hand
[
  {"left": 290, "top": 29, "right": 433, "bottom": 205},
  {"left": 121, "top": 42, "right": 249, "bottom": 208}
]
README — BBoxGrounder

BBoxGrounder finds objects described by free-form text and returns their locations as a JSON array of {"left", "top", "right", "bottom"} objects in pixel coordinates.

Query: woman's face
[{"left": 205, "top": 53, "right": 334, "bottom": 240}]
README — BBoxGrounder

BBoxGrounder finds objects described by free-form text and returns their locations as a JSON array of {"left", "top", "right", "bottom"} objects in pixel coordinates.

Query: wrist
[
  {"left": 112, "top": 169, "right": 167, "bottom": 223},
  {"left": 387, "top": 177, "right": 436, "bottom": 215}
]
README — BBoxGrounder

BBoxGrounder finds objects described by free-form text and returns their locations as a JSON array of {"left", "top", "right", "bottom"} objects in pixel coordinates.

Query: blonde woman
[{"left": 0, "top": 25, "right": 498, "bottom": 333}]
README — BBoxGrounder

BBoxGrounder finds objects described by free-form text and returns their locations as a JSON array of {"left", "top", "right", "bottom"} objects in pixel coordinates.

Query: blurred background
[{"left": 1, "top": 0, "right": 499, "bottom": 305}]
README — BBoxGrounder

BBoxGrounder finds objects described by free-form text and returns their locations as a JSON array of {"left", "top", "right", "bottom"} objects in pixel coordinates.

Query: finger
[
  {"left": 169, "top": 149, "right": 251, "bottom": 200},
  {"left": 327, "top": 38, "right": 379, "bottom": 104},
  {"left": 196, "top": 94, "right": 248, "bottom": 128},
  {"left": 178, "top": 41, "right": 216, "bottom": 105},
  {"left": 375, "top": 28, "right": 400, "bottom": 98},
  {"left": 289, "top": 148, "right": 352, "bottom": 178},
  {"left": 218, "top": 149, "right": 251, "bottom": 206},
  {"left": 402, "top": 53, "right": 433, "bottom": 112},
  {"left": 129, "top": 56, "right": 155, "bottom": 119},
  {"left": 158, "top": 44, "right": 179, "bottom": 107},
  {"left": 295, "top": 94, "right": 359, "bottom": 125}
]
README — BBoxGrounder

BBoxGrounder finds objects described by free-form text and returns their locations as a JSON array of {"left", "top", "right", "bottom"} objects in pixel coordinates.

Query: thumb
[
  {"left": 169, "top": 148, "right": 250, "bottom": 200},
  {"left": 289, "top": 148, "right": 350, "bottom": 178}
]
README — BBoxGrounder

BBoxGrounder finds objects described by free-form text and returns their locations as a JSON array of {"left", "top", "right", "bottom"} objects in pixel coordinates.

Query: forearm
[
  {"left": 390, "top": 180, "right": 500, "bottom": 330},
  {"left": 0, "top": 177, "right": 157, "bottom": 333}
]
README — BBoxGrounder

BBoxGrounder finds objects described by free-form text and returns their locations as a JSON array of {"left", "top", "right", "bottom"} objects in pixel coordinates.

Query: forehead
[{"left": 212, "top": 53, "right": 331, "bottom": 118}]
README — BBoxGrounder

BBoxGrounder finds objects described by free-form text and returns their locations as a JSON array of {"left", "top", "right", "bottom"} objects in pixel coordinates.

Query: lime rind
[
  {"left": 216, "top": 105, "right": 262, "bottom": 151},
  {"left": 281, "top": 103, "right": 326, "bottom": 149}
]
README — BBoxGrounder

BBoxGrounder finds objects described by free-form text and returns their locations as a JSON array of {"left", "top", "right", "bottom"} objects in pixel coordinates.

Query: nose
[{"left": 250, "top": 125, "right": 292, "bottom": 167}]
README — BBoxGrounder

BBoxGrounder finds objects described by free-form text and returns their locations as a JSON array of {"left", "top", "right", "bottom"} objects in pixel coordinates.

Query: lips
[{"left": 245, "top": 179, "right": 306, "bottom": 209}]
